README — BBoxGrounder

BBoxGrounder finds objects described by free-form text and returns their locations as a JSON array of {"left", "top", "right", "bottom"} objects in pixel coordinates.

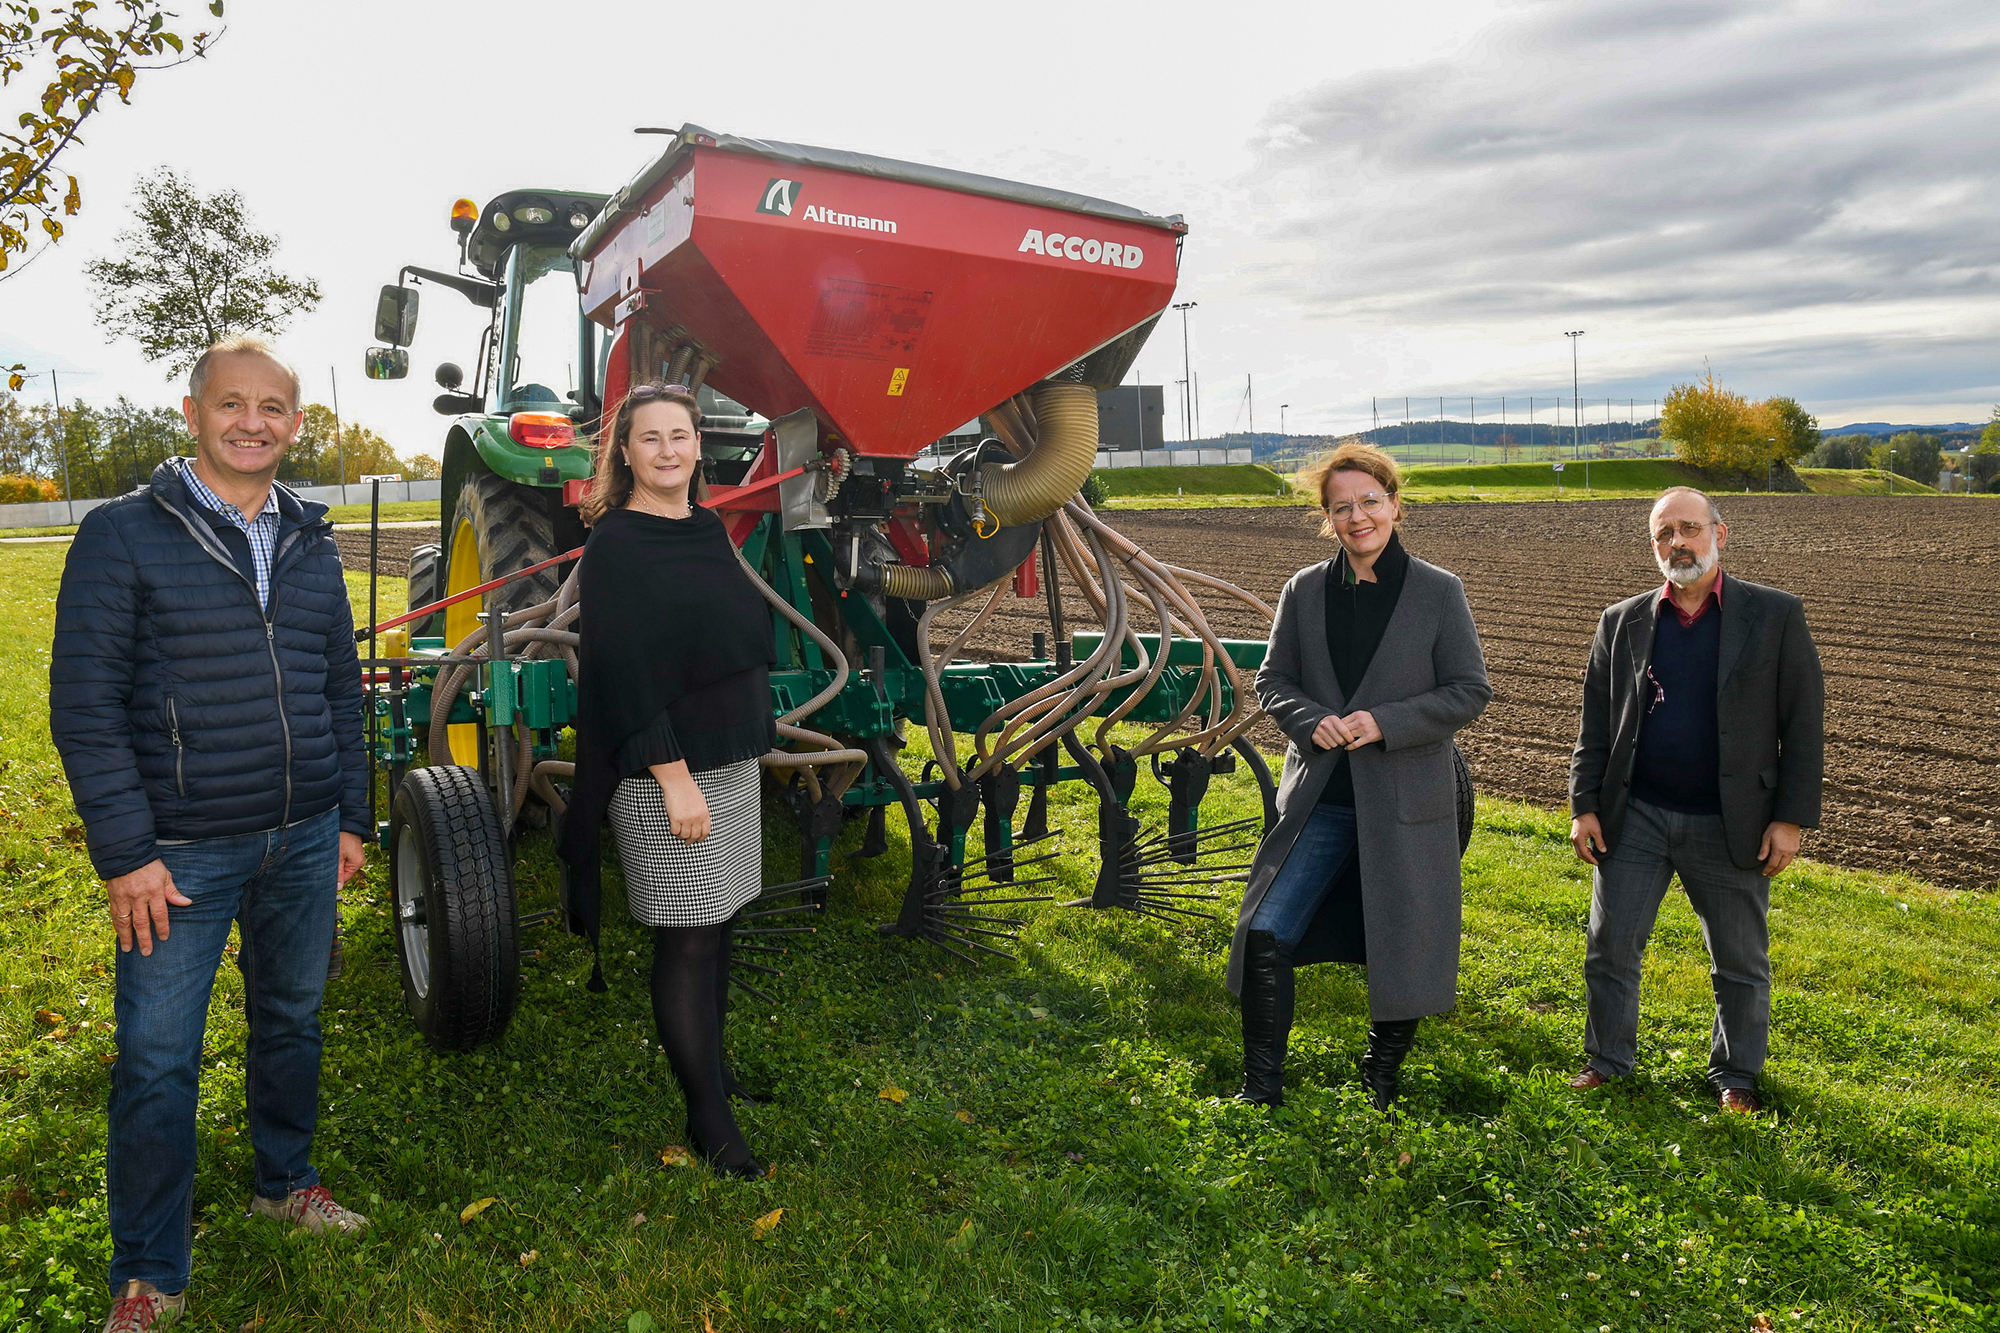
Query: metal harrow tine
[
  {"left": 919, "top": 933, "right": 986, "bottom": 965},
  {"left": 739, "top": 902, "right": 820, "bottom": 921}
]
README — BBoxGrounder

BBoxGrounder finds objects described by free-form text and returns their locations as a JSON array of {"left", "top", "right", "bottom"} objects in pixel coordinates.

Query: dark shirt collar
[
  {"left": 1336, "top": 530, "right": 1408, "bottom": 588},
  {"left": 1657, "top": 569, "right": 1724, "bottom": 628}
]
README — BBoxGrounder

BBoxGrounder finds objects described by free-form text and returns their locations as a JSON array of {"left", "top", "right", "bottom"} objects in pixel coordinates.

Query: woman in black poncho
[{"left": 559, "top": 383, "right": 776, "bottom": 1178}]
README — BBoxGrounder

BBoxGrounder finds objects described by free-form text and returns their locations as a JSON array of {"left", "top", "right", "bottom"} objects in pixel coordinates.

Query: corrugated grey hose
[
  {"left": 730, "top": 545, "right": 869, "bottom": 799},
  {"left": 869, "top": 381, "right": 1101, "bottom": 601}
]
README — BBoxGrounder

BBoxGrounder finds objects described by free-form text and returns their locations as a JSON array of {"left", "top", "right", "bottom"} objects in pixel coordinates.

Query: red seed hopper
[{"left": 572, "top": 124, "right": 1185, "bottom": 463}]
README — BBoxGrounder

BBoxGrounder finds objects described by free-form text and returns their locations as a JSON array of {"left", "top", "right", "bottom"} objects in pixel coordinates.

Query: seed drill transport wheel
[
  {"left": 439, "top": 467, "right": 561, "bottom": 764},
  {"left": 388, "top": 765, "right": 521, "bottom": 1051}
]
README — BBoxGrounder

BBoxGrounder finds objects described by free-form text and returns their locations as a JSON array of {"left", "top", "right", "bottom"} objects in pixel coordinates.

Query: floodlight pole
[
  {"left": 1172, "top": 302, "right": 1197, "bottom": 444},
  {"left": 1564, "top": 331, "right": 1585, "bottom": 458},
  {"left": 50, "top": 369, "right": 74, "bottom": 523},
  {"left": 330, "top": 365, "right": 347, "bottom": 492}
]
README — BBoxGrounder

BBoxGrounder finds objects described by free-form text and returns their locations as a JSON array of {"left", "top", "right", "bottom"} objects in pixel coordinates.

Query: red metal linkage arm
[
  {"left": 359, "top": 546, "right": 584, "bottom": 640},
  {"left": 704, "top": 463, "right": 807, "bottom": 513}
]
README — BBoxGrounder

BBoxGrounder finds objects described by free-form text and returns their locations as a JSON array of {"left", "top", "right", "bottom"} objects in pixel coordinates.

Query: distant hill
[{"left": 1822, "top": 422, "right": 1981, "bottom": 437}]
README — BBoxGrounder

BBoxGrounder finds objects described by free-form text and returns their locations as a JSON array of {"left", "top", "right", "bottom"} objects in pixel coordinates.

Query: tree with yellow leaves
[{"left": 1660, "top": 372, "right": 1817, "bottom": 475}]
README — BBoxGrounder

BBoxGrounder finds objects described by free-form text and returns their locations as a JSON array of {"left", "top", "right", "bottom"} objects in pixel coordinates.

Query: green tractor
[{"left": 364, "top": 189, "right": 763, "bottom": 765}]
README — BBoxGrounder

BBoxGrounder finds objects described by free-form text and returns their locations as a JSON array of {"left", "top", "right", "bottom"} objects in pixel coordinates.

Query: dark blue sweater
[
  {"left": 1630, "top": 595, "right": 1723, "bottom": 815},
  {"left": 50, "top": 461, "right": 368, "bottom": 880}
]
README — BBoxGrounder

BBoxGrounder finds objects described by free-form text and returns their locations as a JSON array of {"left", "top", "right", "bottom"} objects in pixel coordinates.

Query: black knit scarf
[{"left": 558, "top": 506, "right": 774, "bottom": 982}]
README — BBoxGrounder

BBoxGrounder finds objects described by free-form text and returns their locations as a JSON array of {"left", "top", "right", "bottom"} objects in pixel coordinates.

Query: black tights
[{"left": 650, "top": 923, "right": 754, "bottom": 1169}]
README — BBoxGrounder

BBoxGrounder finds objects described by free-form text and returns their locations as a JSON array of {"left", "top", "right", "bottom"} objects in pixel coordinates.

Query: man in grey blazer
[{"left": 1567, "top": 486, "right": 1824, "bottom": 1113}]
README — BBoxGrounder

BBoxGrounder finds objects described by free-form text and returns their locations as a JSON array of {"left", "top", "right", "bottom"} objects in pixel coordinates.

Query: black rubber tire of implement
[
  {"left": 1452, "top": 741, "right": 1475, "bottom": 859},
  {"left": 451, "top": 468, "right": 562, "bottom": 622},
  {"left": 389, "top": 765, "right": 520, "bottom": 1051},
  {"left": 406, "top": 543, "right": 442, "bottom": 639}
]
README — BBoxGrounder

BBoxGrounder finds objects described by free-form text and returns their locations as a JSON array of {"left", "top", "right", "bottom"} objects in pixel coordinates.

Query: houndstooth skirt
[{"left": 608, "top": 758, "right": 763, "bottom": 927}]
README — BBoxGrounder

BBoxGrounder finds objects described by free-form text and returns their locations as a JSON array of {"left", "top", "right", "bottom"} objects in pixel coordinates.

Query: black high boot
[
  {"left": 1360, "top": 1017, "right": 1421, "bottom": 1113},
  {"left": 1237, "top": 930, "right": 1295, "bottom": 1107}
]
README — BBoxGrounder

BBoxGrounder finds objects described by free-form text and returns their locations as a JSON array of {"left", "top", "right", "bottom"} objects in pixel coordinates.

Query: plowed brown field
[
  {"left": 1094, "top": 498, "right": 2000, "bottom": 890},
  {"left": 342, "top": 496, "right": 2000, "bottom": 887}
]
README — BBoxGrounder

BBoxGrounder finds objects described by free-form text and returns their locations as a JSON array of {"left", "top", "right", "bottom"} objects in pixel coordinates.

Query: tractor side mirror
[
  {"left": 374, "top": 284, "right": 420, "bottom": 346},
  {"left": 435, "top": 362, "right": 465, "bottom": 390},
  {"left": 364, "top": 346, "right": 409, "bottom": 380}
]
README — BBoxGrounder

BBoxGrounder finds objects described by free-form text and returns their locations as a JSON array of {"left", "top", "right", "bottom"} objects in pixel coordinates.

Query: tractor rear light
[
  {"left": 510, "top": 412, "right": 575, "bottom": 448},
  {"left": 450, "top": 198, "right": 478, "bottom": 234}
]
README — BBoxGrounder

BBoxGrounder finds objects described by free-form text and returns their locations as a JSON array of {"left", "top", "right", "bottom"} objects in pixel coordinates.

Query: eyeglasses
[
  {"left": 627, "top": 383, "right": 692, "bottom": 402},
  {"left": 1327, "top": 492, "right": 1393, "bottom": 522},
  {"left": 1652, "top": 520, "right": 1711, "bottom": 545}
]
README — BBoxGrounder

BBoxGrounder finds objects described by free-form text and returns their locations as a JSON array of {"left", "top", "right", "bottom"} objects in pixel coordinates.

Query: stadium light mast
[
  {"left": 1564, "top": 331, "right": 1585, "bottom": 458},
  {"left": 1173, "top": 301, "right": 1198, "bottom": 443}
]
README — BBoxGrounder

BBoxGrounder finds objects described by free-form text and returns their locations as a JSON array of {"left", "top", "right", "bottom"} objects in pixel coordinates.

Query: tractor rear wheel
[
  {"left": 1452, "top": 742, "right": 1475, "bottom": 857},
  {"left": 439, "top": 468, "right": 561, "bottom": 764},
  {"left": 406, "top": 543, "right": 442, "bottom": 639},
  {"left": 388, "top": 765, "right": 520, "bottom": 1051}
]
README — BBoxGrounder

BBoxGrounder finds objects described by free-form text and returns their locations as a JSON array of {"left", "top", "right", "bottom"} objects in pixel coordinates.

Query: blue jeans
[
  {"left": 1250, "top": 803, "right": 1358, "bottom": 951},
  {"left": 1583, "top": 799, "right": 1771, "bottom": 1091},
  {"left": 108, "top": 807, "right": 340, "bottom": 1295}
]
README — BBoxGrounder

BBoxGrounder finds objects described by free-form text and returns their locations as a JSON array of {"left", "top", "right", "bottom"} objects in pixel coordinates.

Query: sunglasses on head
[{"left": 626, "top": 383, "right": 691, "bottom": 402}]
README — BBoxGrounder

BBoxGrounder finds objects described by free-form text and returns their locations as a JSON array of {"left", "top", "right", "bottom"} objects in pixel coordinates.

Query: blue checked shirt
[{"left": 175, "top": 457, "right": 281, "bottom": 610}]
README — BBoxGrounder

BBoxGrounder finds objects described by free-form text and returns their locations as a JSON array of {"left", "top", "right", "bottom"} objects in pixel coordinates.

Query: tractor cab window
[
  {"left": 497, "top": 245, "right": 584, "bottom": 414},
  {"left": 697, "top": 385, "right": 767, "bottom": 434}
]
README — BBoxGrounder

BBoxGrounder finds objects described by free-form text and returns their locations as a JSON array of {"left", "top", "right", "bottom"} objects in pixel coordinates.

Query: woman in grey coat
[{"left": 1231, "top": 441, "right": 1490, "bottom": 1110}]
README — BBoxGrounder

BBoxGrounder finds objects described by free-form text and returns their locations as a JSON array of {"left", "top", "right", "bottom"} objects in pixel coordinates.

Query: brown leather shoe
[
  {"left": 1718, "top": 1087, "right": 1762, "bottom": 1114},
  {"left": 1567, "top": 1067, "right": 1610, "bottom": 1090}
]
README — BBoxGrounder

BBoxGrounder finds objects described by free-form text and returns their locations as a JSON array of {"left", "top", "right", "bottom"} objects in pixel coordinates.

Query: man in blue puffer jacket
[{"left": 51, "top": 336, "right": 374, "bottom": 1333}]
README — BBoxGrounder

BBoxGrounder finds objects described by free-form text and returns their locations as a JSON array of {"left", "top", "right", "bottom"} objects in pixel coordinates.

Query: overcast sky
[{"left": 3, "top": 0, "right": 1996, "bottom": 457}]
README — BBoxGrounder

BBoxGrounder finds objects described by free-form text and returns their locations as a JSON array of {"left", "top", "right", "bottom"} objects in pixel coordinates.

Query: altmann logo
[
  {"left": 1018, "top": 229, "right": 1143, "bottom": 269},
  {"left": 801, "top": 203, "right": 897, "bottom": 234},
  {"left": 758, "top": 178, "right": 802, "bottom": 216},
  {"left": 755, "top": 177, "right": 899, "bottom": 233}
]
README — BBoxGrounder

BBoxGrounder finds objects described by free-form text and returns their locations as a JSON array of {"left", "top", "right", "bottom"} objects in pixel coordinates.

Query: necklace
[{"left": 629, "top": 492, "right": 691, "bottom": 520}]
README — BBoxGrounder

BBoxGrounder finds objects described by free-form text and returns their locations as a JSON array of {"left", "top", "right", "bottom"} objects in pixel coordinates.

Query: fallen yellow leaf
[
  {"left": 879, "top": 1085, "right": 908, "bottom": 1104},
  {"left": 750, "top": 1207, "right": 784, "bottom": 1240},
  {"left": 458, "top": 1196, "right": 498, "bottom": 1224},
  {"left": 34, "top": 1009, "right": 61, "bottom": 1026},
  {"left": 660, "top": 1145, "right": 695, "bottom": 1168},
  {"left": 945, "top": 1217, "right": 979, "bottom": 1252},
  {"left": 955, "top": 1109, "right": 974, "bottom": 1124}
]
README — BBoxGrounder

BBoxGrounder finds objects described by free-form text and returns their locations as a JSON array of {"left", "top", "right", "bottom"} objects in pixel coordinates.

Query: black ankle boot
[
  {"left": 1361, "top": 1017, "right": 1420, "bottom": 1113},
  {"left": 685, "top": 1118, "right": 768, "bottom": 1181},
  {"left": 1237, "top": 931, "right": 1295, "bottom": 1107}
]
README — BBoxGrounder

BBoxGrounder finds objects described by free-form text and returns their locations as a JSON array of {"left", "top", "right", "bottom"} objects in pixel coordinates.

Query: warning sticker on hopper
[
  {"left": 887, "top": 368, "right": 909, "bottom": 396},
  {"left": 806, "top": 279, "right": 931, "bottom": 362}
]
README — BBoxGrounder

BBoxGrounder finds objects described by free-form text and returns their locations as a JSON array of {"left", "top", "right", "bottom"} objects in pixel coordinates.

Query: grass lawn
[
  {"left": 1102, "top": 459, "right": 1955, "bottom": 509},
  {"left": 1793, "top": 469, "right": 1949, "bottom": 497},
  {"left": 1096, "top": 464, "right": 1291, "bottom": 500},
  {"left": 0, "top": 500, "right": 441, "bottom": 542},
  {"left": 3, "top": 542, "right": 1997, "bottom": 1331}
]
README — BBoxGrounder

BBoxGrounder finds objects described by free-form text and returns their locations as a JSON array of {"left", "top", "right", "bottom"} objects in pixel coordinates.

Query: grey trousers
[{"left": 1582, "top": 799, "right": 1771, "bottom": 1091}]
